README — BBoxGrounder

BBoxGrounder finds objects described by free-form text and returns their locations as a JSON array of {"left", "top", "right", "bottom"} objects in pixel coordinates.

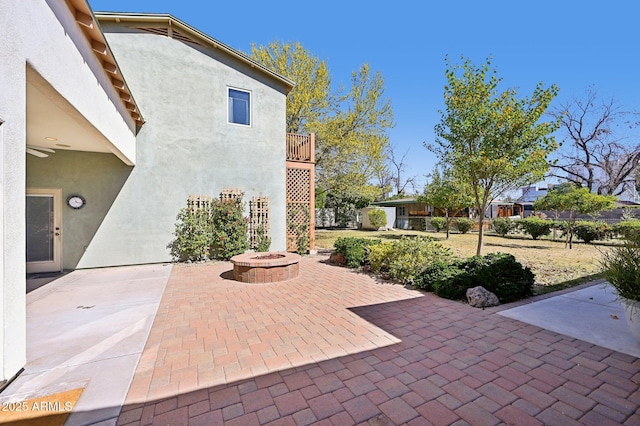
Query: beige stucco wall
[
  {"left": 66, "top": 23, "right": 289, "bottom": 268},
  {"left": 26, "top": 151, "right": 132, "bottom": 270},
  {"left": 0, "top": 0, "right": 137, "bottom": 381}
]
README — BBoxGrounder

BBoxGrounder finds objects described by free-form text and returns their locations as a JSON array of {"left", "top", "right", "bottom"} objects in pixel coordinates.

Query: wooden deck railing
[{"left": 286, "top": 133, "right": 315, "bottom": 163}]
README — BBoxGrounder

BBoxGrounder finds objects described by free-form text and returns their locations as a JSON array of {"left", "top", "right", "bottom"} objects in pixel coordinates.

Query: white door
[{"left": 26, "top": 188, "right": 62, "bottom": 273}]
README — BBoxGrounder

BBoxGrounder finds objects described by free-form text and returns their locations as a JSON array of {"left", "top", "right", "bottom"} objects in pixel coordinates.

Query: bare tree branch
[
  {"left": 387, "top": 145, "right": 418, "bottom": 195},
  {"left": 549, "top": 87, "right": 640, "bottom": 196}
]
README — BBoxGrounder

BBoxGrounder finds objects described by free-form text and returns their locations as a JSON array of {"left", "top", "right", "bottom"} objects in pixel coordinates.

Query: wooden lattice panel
[
  {"left": 220, "top": 188, "right": 243, "bottom": 202},
  {"left": 286, "top": 168, "right": 311, "bottom": 203},
  {"left": 249, "top": 196, "right": 270, "bottom": 249},
  {"left": 286, "top": 167, "right": 312, "bottom": 252},
  {"left": 188, "top": 195, "right": 212, "bottom": 212}
]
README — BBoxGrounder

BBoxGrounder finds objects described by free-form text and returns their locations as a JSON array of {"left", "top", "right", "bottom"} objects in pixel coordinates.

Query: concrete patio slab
[
  {"left": 499, "top": 283, "right": 640, "bottom": 358},
  {"left": 0, "top": 263, "right": 172, "bottom": 426}
]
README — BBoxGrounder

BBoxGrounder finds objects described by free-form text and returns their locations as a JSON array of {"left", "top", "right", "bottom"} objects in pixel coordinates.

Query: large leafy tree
[
  {"left": 315, "top": 64, "right": 394, "bottom": 207},
  {"left": 251, "top": 43, "right": 394, "bottom": 216},
  {"left": 250, "top": 41, "right": 331, "bottom": 133},
  {"left": 419, "top": 167, "right": 474, "bottom": 239},
  {"left": 534, "top": 183, "right": 616, "bottom": 249},
  {"left": 428, "top": 56, "right": 560, "bottom": 255},
  {"left": 548, "top": 87, "right": 640, "bottom": 197}
]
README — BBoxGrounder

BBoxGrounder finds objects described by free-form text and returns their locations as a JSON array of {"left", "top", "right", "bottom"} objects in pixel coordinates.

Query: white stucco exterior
[
  {"left": 0, "top": 0, "right": 137, "bottom": 382},
  {"left": 56, "top": 16, "right": 289, "bottom": 268}
]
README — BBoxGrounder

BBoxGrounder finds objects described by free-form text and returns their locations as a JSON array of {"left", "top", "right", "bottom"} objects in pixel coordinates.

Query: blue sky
[{"left": 90, "top": 0, "right": 640, "bottom": 192}]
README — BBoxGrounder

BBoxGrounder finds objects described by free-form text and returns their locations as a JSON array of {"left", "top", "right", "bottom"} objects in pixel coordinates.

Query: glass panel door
[
  {"left": 26, "top": 188, "right": 62, "bottom": 273},
  {"left": 26, "top": 196, "right": 54, "bottom": 262}
]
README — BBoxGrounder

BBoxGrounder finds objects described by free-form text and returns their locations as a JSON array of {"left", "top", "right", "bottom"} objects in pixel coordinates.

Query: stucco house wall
[
  {"left": 27, "top": 16, "right": 290, "bottom": 269},
  {"left": 27, "top": 16, "right": 292, "bottom": 269},
  {"left": 64, "top": 18, "right": 289, "bottom": 268},
  {"left": 2, "top": 1, "right": 291, "bottom": 384},
  {"left": 26, "top": 151, "right": 133, "bottom": 270},
  {"left": 0, "top": 0, "right": 137, "bottom": 382}
]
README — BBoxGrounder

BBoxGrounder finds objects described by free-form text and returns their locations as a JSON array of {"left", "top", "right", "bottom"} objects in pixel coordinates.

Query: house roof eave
[
  {"left": 93, "top": 12, "right": 296, "bottom": 94},
  {"left": 67, "top": 0, "right": 144, "bottom": 126},
  {"left": 372, "top": 198, "right": 420, "bottom": 206}
]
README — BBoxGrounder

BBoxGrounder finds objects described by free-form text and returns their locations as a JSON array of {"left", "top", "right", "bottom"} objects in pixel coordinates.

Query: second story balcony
[{"left": 286, "top": 133, "right": 315, "bottom": 163}]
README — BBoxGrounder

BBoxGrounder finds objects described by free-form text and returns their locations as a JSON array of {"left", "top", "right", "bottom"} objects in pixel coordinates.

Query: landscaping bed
[{"left": 317, "top": 229, "right": 604, "bottom": 295}]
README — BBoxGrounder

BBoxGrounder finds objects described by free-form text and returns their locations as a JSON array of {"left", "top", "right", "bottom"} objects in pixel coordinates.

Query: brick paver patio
[{"left": 117, "top": 254, "right": 640, "bottom": 425}]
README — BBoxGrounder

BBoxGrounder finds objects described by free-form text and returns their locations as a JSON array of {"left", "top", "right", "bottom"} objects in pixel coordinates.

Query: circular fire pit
[{"left": 230, "top": 252, "right": 301, "bottom": 283}]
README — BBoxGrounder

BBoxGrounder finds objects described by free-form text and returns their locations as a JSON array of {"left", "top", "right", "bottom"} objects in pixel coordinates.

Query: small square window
[{"left": 228, "top": 88, "right": 250, "bottom": 126}]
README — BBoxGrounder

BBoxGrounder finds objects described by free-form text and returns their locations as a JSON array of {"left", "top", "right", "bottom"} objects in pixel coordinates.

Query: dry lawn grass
[{"left": 315, "top": 229, "right": 605, "bottom": 293}]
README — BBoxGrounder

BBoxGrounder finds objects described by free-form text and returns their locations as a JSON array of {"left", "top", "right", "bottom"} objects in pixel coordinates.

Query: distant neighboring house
[
  {"left": 361, "top": 206, "right": 395, "bottom": 230},
  {"left": 520, "top": 182, "right": 555, "bottom": 202},
  {"left": 484, "top": 201, "right": 535, "bottom": 219},
  {"left": 1, "top": 1, "right": 313, "bottom": 388},
  {"left": 372, "top": 197, "right": 470, "bottom": 230},
  {"left": 485, "top": 181, "right": 555, "bottom": 220},
  {"left": 514, "top": 202, "right": 536, "bottom": 218},
  {"left": 373, "top": 198, "right": 428, "bottom": 230}
]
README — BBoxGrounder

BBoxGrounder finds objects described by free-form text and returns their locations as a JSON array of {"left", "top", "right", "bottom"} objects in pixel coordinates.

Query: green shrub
[
  {"left": 333, "top": 237, "right": 380, "bottom": 268},
  {"left": 211, "top": 196, "right": 250, "bottom": 260},
  {"left": 454, "top": 218, "right": 474, "bottom": 234},
  {"left": 168, "top": 207, "right": 213, "bottom": 262},
  {"left": 615, "top": 220, "right": 640, "bottom": 243},
  {"left": 492, "top": 217, "right": 514, "bottom": 237},
  {"left": 169, "top": 194, "right": 250, "bottom": 262},
  {"left": 415, "top": 252, "right": 534, "bottom": 303},
  {"left": 518, "top": 217, "right": 552, "bottom": 240},
  {"left": 252, "top": 224, "right": 271, "bottom": 252},
  {"left": 287, "top": 204, "right": 311, "bottom": 254},
  {"left": 573, "top": 221, "right": 609, "bottom": 243},
  {"left": 414, "top": 261, "right": 468, "bottom": 296},
  {"left": 468, "top": 253, "right": 535, "bottom": 303},
  {"left": 368, "top": 236, "right": 456, "bottom": 283},
  {"left": 368, "top": 209, "right": 387, "bottom": 229},
  {"left": 429, "top": 217, "right": 447, "bottom": 232},
  {"left": 601, "top": 242, "right": 640, "bottom": 302}
]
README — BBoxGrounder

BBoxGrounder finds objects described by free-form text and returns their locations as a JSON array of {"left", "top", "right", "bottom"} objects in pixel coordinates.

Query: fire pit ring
[{"left": 230, "top": 252, "right": 301, "bottom": 283}]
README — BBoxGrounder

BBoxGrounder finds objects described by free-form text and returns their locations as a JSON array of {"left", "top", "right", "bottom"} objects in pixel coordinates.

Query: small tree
[
  {"left": 428, "top": 56, "right": 559, "bottom": 254},
  {"left": 534, "top": 183, "right": 616, "bottom": 249},
  {"left": 419, "top": 167, "right": 473, "bottom": 239}
]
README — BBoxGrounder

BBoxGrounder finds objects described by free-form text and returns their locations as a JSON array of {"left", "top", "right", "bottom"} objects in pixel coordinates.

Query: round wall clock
[{"left": 67, "top": 195, "right": 86, "bottom": 209}]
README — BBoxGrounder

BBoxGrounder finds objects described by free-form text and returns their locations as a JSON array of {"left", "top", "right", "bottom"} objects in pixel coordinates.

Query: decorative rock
[
  {"left": 329, "top": 252, "right": 346, "bottom": 265},
  {"left": 466, "top": 286, "right": 500, "bottom": 308}
]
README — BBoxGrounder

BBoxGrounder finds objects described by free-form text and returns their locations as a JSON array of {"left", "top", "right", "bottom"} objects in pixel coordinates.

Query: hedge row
[
  {"left": 332, "top": 237, "right": 534, "bottom": 304},
  {"left": 492, "top": 218, "right": 640, "bottom": 243}
]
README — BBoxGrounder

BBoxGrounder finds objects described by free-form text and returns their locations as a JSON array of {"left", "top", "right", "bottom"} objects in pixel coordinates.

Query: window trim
[{"left": 227, "top": 87, "right": 251, "bottom": 127}]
